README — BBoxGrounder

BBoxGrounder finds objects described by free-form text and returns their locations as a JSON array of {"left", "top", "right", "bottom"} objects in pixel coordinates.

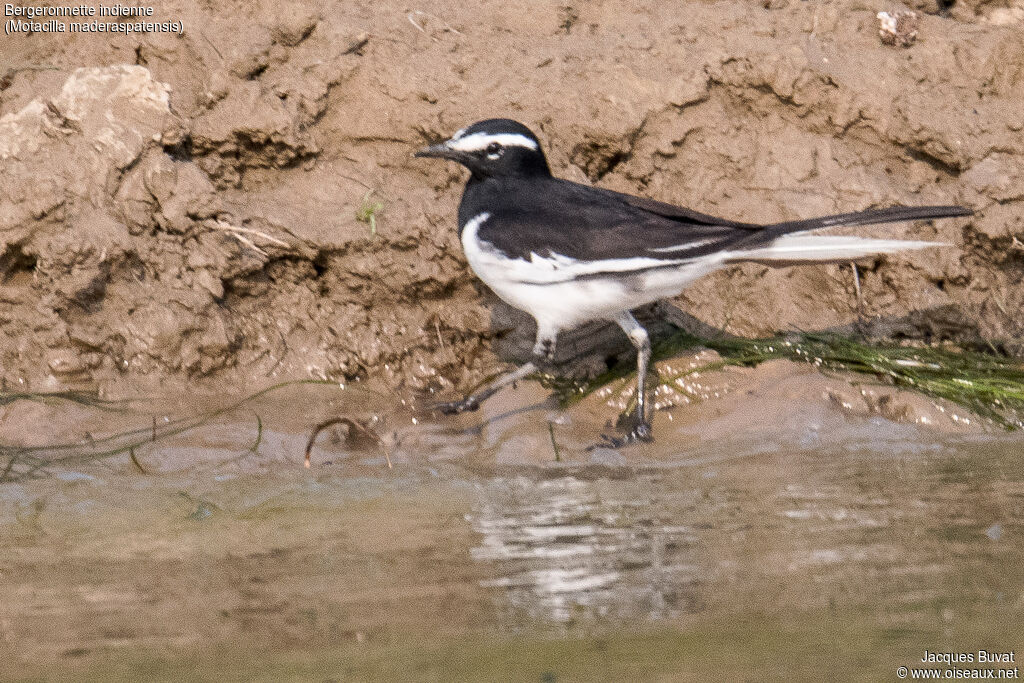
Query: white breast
[{"left": 460, "top": 212, "right": 723, "bottom": 335}]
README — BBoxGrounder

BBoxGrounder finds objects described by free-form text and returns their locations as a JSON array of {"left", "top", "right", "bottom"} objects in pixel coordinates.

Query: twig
[
  {"left": 851, "top": 262, "right": 864, "bottom": 325},
  {"left": 248, "top": 414, "right": 264, "bottom": 454},
  {"left": 337, "top": 173, "right": 373, "bottom": 190},
  {"left": 224, "top": 231, "right": 266, "bottom": 256},
  {"left": 129, "top": 447, "right": 148, "bottom": 474},
  {"left": 407, "top": 10, "right": 462, "bottom": 36},
  {"left": 407, "top": 12, "right": 426, "bottom": 32},
  {"left": 434, "top": 318, "right": 455, "bottom": 363},
  {"left": 228, "top": 224, "right": 290, "bottom": 247},
  {"left": 547, "top": 422, "right": 561, "bottom": 462},
  {"left": 199, "top": 31, "right": 224, "bottom": 62},
  {"left": 1, "top": 455, "right": 17, "bottom": 483},
  {"left": 304, "top": 416, "right": 392, "bottom": 469},
  {"left": 342, "top": 33, "right": 370, "bottom": 55},
  {"left": 210, "top": 219, "right": 290, "bottom": 256}
]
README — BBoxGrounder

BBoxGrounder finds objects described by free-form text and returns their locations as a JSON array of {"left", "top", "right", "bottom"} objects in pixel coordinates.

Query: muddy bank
[
  {"left": 0, "top": 350, "right": 1013, "bottom": 479},
  {"left": 1, "top": 1, "right": 1023, "bottom": 396}
]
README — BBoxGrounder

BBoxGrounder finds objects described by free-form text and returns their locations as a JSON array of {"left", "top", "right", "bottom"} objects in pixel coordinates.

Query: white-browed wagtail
[{"left": 416, "top": 119, "right": 972, "bottom": 446}]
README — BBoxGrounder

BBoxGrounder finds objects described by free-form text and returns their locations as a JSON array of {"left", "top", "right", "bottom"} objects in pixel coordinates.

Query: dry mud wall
[{"left": 0, "top": 0, "right": 1022, "bottom": 395}]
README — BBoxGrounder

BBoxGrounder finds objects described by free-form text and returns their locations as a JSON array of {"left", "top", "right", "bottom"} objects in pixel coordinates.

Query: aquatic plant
[
  {"left": 0, "top": 380, "right": 341, "bottom": 483},
  {"left": 546, "top": 331, "right": 1024, "bottom": 430}
]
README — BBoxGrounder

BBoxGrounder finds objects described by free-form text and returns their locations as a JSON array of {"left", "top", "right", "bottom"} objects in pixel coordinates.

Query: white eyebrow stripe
[{"left": 447, "top": 132, "right": 539, "bottom": 152}]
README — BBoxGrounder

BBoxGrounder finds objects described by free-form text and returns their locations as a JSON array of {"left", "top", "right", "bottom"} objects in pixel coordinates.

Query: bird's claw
[
  {"left": 430, "top": 396, "right": 480, "bottom": 415},
  {"left": 589, "top": 421, "right": 653, "bottom": 450},
  {"left": 629, "top": 421, "right": 654, "bottom": 443}
]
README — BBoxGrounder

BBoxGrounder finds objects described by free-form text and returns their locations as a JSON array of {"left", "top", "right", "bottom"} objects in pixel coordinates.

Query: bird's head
[{"left": 415, "top": 119, "right": 551, "bottom": 179}]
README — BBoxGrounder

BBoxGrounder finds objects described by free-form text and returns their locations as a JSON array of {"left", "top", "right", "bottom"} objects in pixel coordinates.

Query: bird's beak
[{"left": 414, "top": 141, "right": 463, "bottom": 162}]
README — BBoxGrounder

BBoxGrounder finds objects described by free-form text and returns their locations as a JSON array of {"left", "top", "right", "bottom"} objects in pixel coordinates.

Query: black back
[
  {"left": 459, "top": 175, "right": 753, "bottom": 262},
  {"left": 445, "top": 119, "right": 971, "bottom": 264}
]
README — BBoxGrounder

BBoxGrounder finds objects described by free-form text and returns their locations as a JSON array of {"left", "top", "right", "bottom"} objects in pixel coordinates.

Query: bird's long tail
[
  {"left": 725, "top": 204, "right": 971, "bottom": 265},
  {"left": 725, "top": 235, "right": 945, "bottom": 266},
  {"left": 760, "top": 205, "right": 972, "bottom": 236}
]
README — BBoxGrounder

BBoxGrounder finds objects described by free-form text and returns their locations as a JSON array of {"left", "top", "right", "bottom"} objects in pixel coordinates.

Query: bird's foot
[
  {"left": 430, "top": 395, "right": 480, "bottom": 415},
  {"left": 589, "top": 421, "right": 653, "bottom": 450},
  {"left": 532, "top": 337, "right": 557, "bottom": 363}
]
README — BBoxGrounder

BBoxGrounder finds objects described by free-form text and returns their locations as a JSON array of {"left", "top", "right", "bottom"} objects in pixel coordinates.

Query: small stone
[
  {"left": 46, "top": 349, "right": 86, "bottom": 376},
  {"left": 877, "top": 10, "right": 920, "bottom": 48}
]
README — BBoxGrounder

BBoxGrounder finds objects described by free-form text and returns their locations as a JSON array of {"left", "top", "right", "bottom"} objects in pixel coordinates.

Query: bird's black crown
[{"left": 415, "top": 118, "right": 551, "bottom": 178}]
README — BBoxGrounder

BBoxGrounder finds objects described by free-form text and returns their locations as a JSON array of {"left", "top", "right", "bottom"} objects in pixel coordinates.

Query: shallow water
[{"left": 1, "top": 368, "right": 1023, "bottom": 680}]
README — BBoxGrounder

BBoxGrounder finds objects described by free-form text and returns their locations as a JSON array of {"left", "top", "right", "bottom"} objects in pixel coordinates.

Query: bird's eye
[{"left": 486, "top": 142, "right": 502, "bottom": 157}]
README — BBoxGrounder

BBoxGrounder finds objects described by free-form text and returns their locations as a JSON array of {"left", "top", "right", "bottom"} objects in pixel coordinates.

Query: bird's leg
[
  {"left": 597, "top": 312, "right": 654, "bottom": 447},
  {"left": 431, "top": 361, "right": 537, "bottom": 415},
  {"left": 432, "top": 326, "right": 557, "bottom": 415},
  {"left": 532, "top": 332, "right": 557, "bottom": 362}
]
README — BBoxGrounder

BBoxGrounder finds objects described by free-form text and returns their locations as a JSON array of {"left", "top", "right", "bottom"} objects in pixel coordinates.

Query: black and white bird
[{"left": 416, "top": 118, "right": 971, "bottom": 446}]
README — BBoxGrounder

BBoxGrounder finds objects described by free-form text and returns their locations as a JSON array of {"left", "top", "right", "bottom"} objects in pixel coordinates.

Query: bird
[{"left": 415, "top": 118, "right": 972, "bottom": 447}]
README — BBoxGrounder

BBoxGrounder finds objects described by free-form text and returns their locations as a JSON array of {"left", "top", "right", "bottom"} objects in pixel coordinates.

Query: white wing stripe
[
  {"left": 461, "top": 212, "right": 697, "bottom": 285},
  {"left": 647, "top": 238, "right": 718, "bottom": 253}
]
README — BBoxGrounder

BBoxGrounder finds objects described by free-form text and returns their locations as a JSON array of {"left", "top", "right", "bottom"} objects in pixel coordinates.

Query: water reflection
[{"left": 469, "top": 476, "right": 700, "bottom": 622}]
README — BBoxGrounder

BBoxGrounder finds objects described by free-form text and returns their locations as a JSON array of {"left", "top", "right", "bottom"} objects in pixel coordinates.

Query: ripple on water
[{"left": 468, "top": 476, "right": 701, "bottom": 622}]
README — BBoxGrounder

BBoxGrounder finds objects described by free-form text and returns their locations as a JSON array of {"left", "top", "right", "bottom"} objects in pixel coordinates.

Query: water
[{"left": 1, "top": 366, "right": 1022, "bottom": 680}]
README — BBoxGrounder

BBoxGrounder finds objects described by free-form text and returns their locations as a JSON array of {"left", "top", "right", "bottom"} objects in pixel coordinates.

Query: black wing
[
  {"left": 465, "top": 176, "right": 972, "bottom": 264},
  {"left": 470, "top": 178, "right": 752, "bottom": 263},
  {"left": 584, "top": 184, "right": 762, "bottom": 231}
]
